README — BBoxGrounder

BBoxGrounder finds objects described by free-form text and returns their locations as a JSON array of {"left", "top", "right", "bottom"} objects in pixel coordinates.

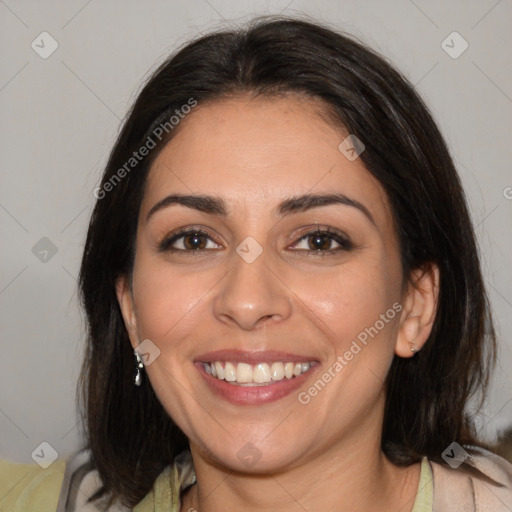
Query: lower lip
[{"left": 196, "top": 363, "right": 318, "bottom": 405}]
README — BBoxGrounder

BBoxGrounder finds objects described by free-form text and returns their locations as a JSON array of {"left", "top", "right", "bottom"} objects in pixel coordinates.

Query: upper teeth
[{"left": 204, "top": 361, "right": 312, "bottom": 385}]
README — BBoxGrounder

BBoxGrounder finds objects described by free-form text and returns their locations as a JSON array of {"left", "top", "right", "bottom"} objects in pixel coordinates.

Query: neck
[{"left": 181, "top": 431, "right": 420, "bottom": 512}]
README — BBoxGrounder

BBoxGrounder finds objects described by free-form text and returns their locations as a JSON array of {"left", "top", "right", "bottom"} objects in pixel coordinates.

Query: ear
[
  {"left": 395, "top": 263, "right": 440, "bottom": 358},
  {"left": 115, "top": 275, "right": 139, "bottom": 350}
]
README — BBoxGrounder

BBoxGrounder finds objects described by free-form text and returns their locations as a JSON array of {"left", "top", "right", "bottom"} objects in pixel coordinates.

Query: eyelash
[{"left": 158, "top": 226, "right": 353, "bottom": 256}]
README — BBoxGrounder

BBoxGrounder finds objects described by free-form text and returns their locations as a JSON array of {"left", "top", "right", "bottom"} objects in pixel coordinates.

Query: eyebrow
[{"left": 146, "top": 193, "right": 375, "bottom": 225}]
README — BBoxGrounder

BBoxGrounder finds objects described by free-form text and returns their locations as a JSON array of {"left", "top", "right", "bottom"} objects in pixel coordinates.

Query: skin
[{"left": 117, "top": 94, "right": 439, "bottom": 512}]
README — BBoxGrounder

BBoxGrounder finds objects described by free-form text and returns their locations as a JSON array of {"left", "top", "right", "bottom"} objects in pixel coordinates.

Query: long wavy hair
[{"left": 77, "top": 16, "right": 497, "bottom": 509}]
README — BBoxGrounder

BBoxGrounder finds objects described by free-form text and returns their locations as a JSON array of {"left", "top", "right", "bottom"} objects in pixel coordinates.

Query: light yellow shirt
[{"left": 410, "top": 457, "right": 434, "bottom": 512}]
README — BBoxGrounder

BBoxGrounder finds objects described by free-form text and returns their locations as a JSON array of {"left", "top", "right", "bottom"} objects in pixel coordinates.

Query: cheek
[
  {"left": 129, "top": 254, "right": 213, "bottom": 427},
  {"left": 131, "top": 255, "right": 215, "bottom": 350},
  {"left": 296, "top": 258, "right": 400, "bottom": 351}
]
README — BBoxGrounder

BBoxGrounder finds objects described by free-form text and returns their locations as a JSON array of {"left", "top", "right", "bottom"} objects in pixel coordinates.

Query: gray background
[{"left": 0, "top": 0, "right": 511, "bottom": 464}]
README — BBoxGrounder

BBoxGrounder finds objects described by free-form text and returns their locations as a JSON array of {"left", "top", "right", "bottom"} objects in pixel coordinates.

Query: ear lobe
[
  {"left": 115, "top": 276, "right": 138, "bottom": 348},
  {"left": 395, "top": 263, "right": 440, "bottom": 358}
]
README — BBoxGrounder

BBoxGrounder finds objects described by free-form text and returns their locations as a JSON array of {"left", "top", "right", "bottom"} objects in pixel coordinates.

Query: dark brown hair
[{"left": 77, "top": 15, "right": 497, "bottom": 509}]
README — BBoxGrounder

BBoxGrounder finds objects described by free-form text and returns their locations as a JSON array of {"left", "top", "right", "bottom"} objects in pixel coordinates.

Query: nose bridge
[{"left": 212, "top": 240, "right": 292, "bottom": 329}]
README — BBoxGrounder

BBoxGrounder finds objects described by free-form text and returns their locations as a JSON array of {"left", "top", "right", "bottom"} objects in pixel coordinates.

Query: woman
[{"left": 1, "top": 16, "right": 511, "bottom": 512}]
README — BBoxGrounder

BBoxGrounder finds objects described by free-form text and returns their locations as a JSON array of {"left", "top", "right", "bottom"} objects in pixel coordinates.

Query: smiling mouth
[{"left": 203, "top": 361, "right": 317, "bottom": 386}]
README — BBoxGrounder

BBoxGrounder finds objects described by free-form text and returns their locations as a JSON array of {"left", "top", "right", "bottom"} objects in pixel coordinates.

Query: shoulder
[
  {"left": 55, "top": 449, "right": 185, "bottom": 511},
  {"left": 0, "top": 455, "right": 66, "bottom": 511},
  {"left": 429, "top": 446, "right": 512, "bottom": 511},
  {"left": 0, "top": 450, "right": 132, "bottom": 512}
]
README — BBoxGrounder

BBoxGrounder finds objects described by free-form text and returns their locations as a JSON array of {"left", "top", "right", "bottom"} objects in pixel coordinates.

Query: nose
[{"left": 212, "top": 247, "right": 292, "bottom": 331}]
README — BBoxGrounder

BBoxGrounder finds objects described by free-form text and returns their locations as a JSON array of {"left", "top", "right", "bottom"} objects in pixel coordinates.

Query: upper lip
[{"left": 195, "top": 349, "right": 318, "bottom": 365}]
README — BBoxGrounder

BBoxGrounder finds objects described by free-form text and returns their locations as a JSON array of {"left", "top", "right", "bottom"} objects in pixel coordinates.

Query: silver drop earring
[{"left": 134, "top": 351, "right": 144, "bottom": 386}]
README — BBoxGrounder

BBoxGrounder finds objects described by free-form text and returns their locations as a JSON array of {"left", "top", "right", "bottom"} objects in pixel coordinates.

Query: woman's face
[{"left": 117, "top": 94, "right": 415, "bottom": 473}]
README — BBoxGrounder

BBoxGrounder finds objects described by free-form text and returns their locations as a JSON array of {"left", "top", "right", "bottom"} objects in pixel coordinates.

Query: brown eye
[
  {"left": 159, "top": 229, "right": 220, "bottom": 252},
  {"left": 291, "top": 228, "right": 353, "bottom": 255},
  {"left": 307, "top": 233, "right": 333, "bottom": 251},
  {"left": 182, "top": 232, "right": 208, "bottom": 250}
]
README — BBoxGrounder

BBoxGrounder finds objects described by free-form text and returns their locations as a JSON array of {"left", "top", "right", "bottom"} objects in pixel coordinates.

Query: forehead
[{"left": 141, "top": 95, "right": 393, "bottom": 227}]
